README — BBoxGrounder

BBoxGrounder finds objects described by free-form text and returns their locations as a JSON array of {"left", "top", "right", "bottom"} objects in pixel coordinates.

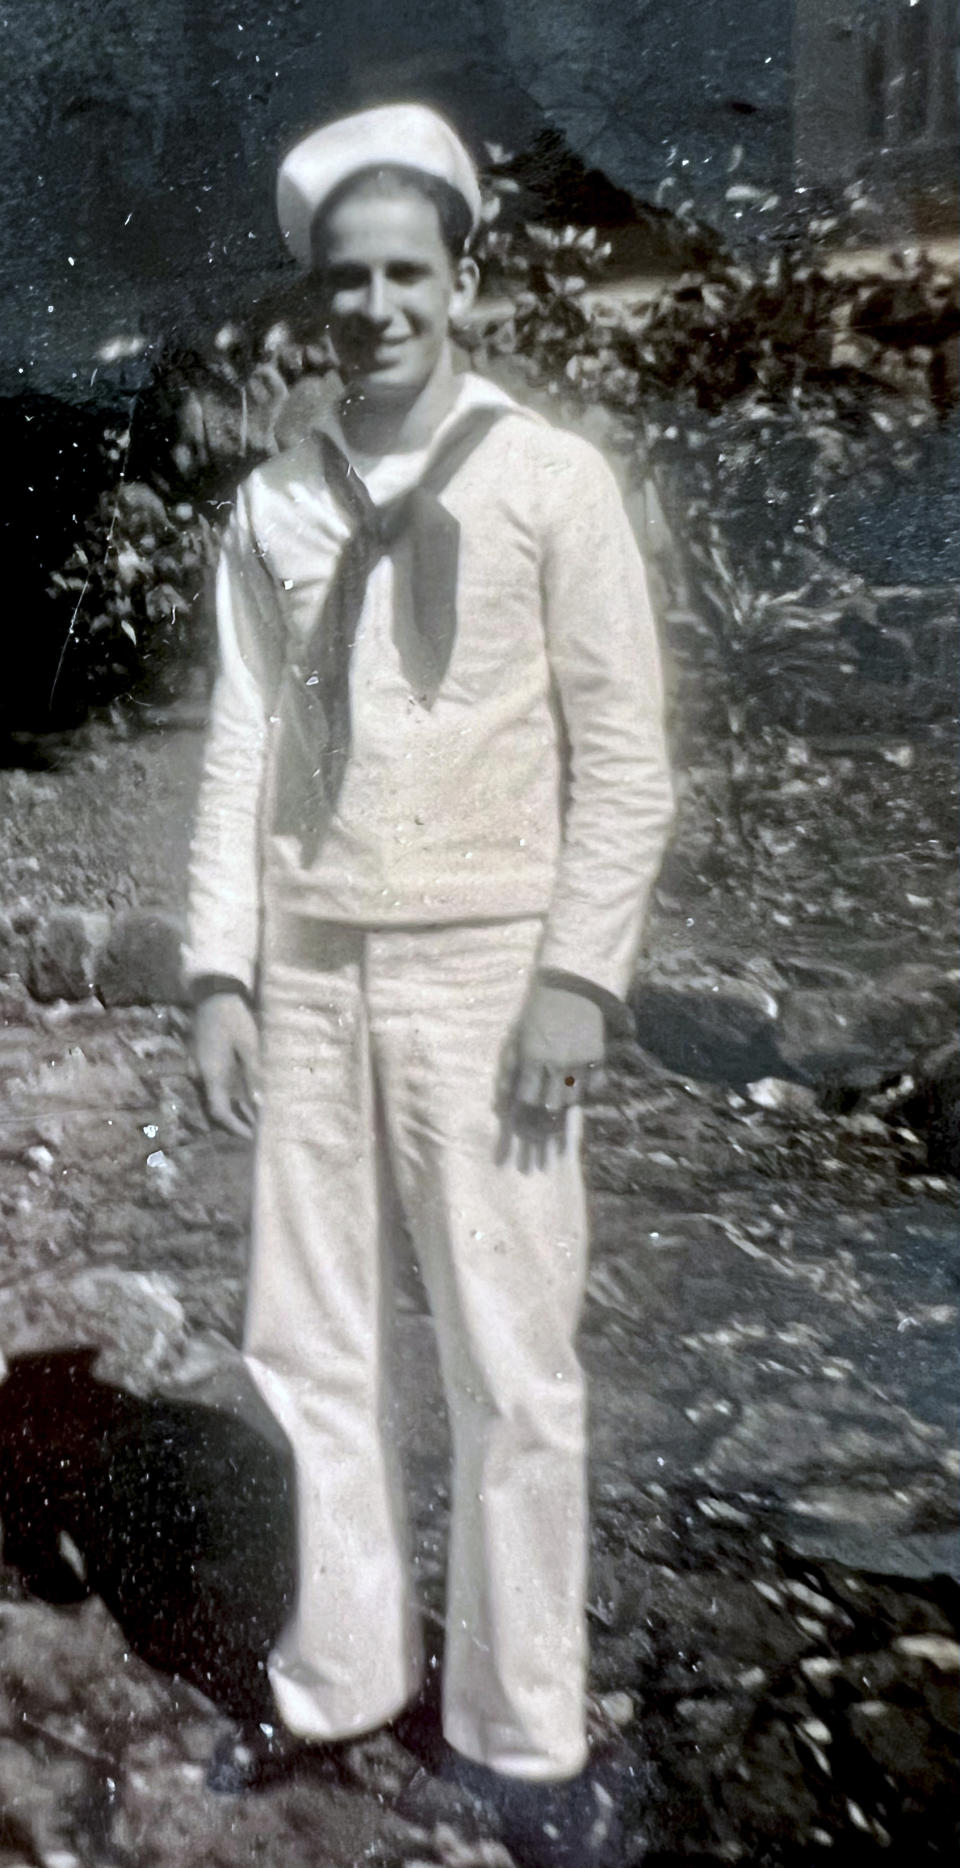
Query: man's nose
[{"left": 360, "top": 273, "right": 390, "bottom": 323}]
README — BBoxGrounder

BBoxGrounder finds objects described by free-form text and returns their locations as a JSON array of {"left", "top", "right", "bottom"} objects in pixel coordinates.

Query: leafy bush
[
  {"left": 45, "top": 169, "right": 958, "bottom": 720},
  {"left": 49, "top": 481, "right": 217, "bottom": 712},
  {"left": 46, "top": 321, "right": 334, "bottom": 713}
]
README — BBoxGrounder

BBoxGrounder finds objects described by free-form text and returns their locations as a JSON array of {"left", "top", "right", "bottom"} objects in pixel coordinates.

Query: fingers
[
  {"left": 520, "top": 1127, "right": 550, "bottom": 1174},
  {"left": 199, "top": 1044, "right": 259, "bottom": 1140},
  {"left": 512, "top": 1063, "right": 589, "bottom": 1118},
  {"left": 505, "top": 1089, "right": 568, "bottom": 1173},
  {"left": 544, "top": 1064, "right": 588, "bottom": 1112},
  {"left": 204, "top": 1079, "right": 256, "bottom": 1139},
  {"left": 498, "top": 1051, "right": 606, "bottom": 1170},
  {"left": 237, "top": 1038, "right": 262, "bottom": 1113},
  {"left": 194, "top": 999, "right": 261, "bottom": 1140},
  {"left": 514, "top": 1061, "right": 547, "bottom": 1109},
  {"left": 495, "top": 1028, "right": 520, "bottom": 1113}
]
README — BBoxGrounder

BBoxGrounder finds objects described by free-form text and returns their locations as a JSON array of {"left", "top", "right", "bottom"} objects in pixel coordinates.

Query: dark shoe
[
  {"left": 334, "top": 1727, "right": 423, "bottom": 1801},
  {"left": 398, "top": 1747, "right": 623, "bottom": 1866},
  {"left": 206, "top": 1720, "right": 312, "bottom": 1794},
  {"left": 492, "top": 1762, "right": 622, "bottom": 1868},
  {"left": 207, "top": 1716, "right": 419, "bottom": 1800}
]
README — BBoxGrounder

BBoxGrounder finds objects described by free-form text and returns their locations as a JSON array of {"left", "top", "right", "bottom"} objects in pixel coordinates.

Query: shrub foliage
[{"left": 46, "top": 170, "right": 958, "bottom": 717}]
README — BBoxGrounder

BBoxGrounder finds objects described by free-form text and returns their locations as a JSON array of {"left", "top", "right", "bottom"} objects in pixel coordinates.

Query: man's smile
[{"left": 358, "top": 339, "right": 418, "bottom": 374}]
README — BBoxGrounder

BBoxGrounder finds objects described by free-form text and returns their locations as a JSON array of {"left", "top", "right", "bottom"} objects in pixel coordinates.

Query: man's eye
[
  {"left": 388, "top": 264, "right": 428, "bottom": 284},
  {"left": 328, "top": 268, "right": 368, "bottom": 292}
]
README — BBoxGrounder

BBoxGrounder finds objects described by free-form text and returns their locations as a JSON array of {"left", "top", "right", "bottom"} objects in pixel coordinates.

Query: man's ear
[{"left": 450, "top": 255, "right": 480, "bottom": 325}]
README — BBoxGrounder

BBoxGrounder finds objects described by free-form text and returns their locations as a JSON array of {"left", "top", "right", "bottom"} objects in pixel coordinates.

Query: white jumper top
[{"left": 184, "top": 372, "right": 674, "bottom": 1000}]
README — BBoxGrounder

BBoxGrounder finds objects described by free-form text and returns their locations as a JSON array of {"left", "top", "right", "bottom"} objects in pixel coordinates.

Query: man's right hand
[{"left": 194, "top": 991, "right": 261, "bottom": 1139}]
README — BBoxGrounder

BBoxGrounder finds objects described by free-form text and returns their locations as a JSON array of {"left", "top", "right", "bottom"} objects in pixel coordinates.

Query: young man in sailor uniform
[{"left": 185, "top": 102, "right": 674, "bottom": 1863}]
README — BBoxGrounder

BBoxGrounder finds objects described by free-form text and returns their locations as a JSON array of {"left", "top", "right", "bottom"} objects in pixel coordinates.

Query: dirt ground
[
  {"left": 0, "top": 721, "right": 204, "bottom": 917},
  {"left": 0, "top": 956, "right": 956, "bottom": 1865},
  {"left": 0, "top": 562, "right": 958, "bottom": 1863}
]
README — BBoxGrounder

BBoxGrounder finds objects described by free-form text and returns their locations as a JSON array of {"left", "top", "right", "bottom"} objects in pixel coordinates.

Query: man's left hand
[{"left": 497, "top": 980, "right": 605, "bottom": 1162}]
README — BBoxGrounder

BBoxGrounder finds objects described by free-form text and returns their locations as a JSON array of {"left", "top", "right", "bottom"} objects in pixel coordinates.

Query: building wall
[{"left": 795, "top": 0, "right": 958, "bottom": 225}]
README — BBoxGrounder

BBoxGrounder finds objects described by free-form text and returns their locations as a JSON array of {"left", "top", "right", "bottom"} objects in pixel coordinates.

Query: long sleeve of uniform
[
  {"left": 183, "top": 483, "right": 283, "bottom": 994},
  {"left": 536, "top": 438, "right": 675, "bottom": 1001}
]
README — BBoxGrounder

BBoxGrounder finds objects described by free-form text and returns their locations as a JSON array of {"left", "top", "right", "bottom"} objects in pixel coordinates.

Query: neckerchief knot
[{"left": 274, "top": 402, "right": 508, "bottom": 865}]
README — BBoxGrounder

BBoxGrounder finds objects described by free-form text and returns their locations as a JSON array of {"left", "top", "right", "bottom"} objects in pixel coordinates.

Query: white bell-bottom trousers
[{"left": 243, "top": 913, "right": 590, "bottom": 1781}]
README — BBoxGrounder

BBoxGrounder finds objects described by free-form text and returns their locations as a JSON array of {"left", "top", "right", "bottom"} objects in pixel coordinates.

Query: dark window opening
[
  {"left": 864, "top": 20, "right": 888, "bottom": 145},
  {"left": 900, "top": 0, "right": 932, "bottom": 140}
]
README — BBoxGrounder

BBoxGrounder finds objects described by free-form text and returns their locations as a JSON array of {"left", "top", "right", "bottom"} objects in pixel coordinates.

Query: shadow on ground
[{"left": 0, "top": 1348, "right": 294, "bottom": 1720}]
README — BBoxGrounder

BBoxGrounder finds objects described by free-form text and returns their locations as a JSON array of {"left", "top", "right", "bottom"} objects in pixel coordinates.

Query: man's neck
[{"left": 338, "top": 348, "right": 461, "bottom": 459}]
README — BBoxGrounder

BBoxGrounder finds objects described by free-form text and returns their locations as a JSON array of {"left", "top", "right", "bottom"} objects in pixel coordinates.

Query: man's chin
[{"left": 346, "top": 366, "right": 426, "bottom": 404}]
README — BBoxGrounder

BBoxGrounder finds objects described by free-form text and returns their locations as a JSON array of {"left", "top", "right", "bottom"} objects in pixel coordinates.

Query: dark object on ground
[
  {"left": 206, "top": 1718, "right": 320, "bottom": 1795},
  {"left": 0, "top": 1347, "right": 295, "bottom": 1717},
  {"left": 398, "top": 1743, "right": 629, "bottom": 1867},
  {"left": 632, "top": 982, "right": 786, "bottom": 1089},
  {"left": 205, "top": 1714, "right": 425, "bottom": 1801},
  {"left": 895, "top": 1039, "right": 960, "bottom": 1178}
]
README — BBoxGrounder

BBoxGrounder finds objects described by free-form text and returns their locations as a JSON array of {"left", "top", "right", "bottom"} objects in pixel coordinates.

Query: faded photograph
[{"left": 0, "top": 5, "right": 957, "bottom": 1866}]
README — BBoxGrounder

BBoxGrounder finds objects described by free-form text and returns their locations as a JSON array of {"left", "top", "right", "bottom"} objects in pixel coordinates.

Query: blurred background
[{"left": 0, "top": 5, "right": 957, "bottom": 1865}]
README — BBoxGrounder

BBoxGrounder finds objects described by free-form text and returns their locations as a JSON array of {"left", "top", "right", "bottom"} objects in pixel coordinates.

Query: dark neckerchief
[{"left": 274, "top": 401, "right": 509, "bottom": 865}]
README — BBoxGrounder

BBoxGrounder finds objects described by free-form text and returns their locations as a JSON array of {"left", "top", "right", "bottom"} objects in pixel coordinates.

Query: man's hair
[{"left": 310, "top": 163, "right": 474, "bottom": 267}]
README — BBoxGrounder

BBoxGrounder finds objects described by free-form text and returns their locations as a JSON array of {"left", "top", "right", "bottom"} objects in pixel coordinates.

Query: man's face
[{"left": 313, "top": 183, "right": 477, "bottom": 403}]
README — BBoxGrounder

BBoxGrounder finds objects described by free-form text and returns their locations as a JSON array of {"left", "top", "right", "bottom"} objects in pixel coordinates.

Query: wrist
[
  {"left": 537, "top": 968, "right": 622, "bottom": 1023},
  {"left": 189, "top": 973, "right": 252, "bottom": 1009}
]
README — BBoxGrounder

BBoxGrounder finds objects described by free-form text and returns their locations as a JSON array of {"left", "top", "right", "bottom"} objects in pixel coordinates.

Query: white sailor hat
[{"left": 277, "top": 102, "right": 482, "bottom": 267}]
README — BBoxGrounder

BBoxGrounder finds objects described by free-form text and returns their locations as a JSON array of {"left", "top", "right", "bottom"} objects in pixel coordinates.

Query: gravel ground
[
  {"left": 0, "top": 986, "right": 956, "bottom": 1866},
  {"left": 0, "top": 720, "right": 204, "bottom": 916},
  {"left": 0, "top": 566, "right": 956, "bottom": 1861}
]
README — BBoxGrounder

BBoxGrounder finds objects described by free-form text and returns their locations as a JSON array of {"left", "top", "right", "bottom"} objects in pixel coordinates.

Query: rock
[
  {"left": 337, "top": 1729, "right": 422, "bottom": 1801},
  {"left": 27, "top": 911, "right": 109, "bottom": 1002},
  {"left": 723, "top": 1711, "right": 822, "bottom": 1843},
  {"left": 697, "top": 1496, "right": 752, "bottom": 1527},
  {"left": 697, "top": 1395, "right": 948, "bottom": 1511},
  {"left": 0, "top": 909, "right": 28, "bottom": 977},
  {"left": 776, "top": 971, "right": 954, "bottom": 1088},
  {"left": 631, "top": 977, "right": 782, "bottom": 1087},
  {"left": 786, "top": 1486, "right": 919, "bottom": 1528},
  {"left": 144, "top": 1148, "right": 180, "bottom": 1202},
  {"left": 676, "top": 1696, "right": 740, "bottom": 1740},
  {"left": 0, "top": 1733, "right": 87, "bottom": 1862},
  {"left": 598, "top": 1689, "right": 635, "bottom": 1728},
  {"left": 787, "top": 1522, "right": 960, "bottom": 1583},
  {"left": 845, "top": 1701, "right": 952, "bottom": 1793},
  {"left": 24, "top": 1142, "right": 56, "bottom": 1174},
  {"left": 655, "top": 839, "right": 730, "bottom": 900},
  {"left": 0, "top": 1597, "right": 170, "bottom": 1748},
  {"left": 0, "top": 1268, "right": 189, "bottom": 1390},
  {"left": 96, "top": 911, "right": 186, "bottom": 1007},
  {"left": 894, "top": 1039, "right": 960, "bottom": 1177},
  {"left": 894, "top": 1634, "right": 960, "bottom": 1672},
  {"left": 108, "top": 1752, "right": 378, "bottom": 1868},
  {"left": 799, "top": 1656, "right": 841, "bottom": 1687},
  {"left": 746, "top": 1077, "right": 820, "bottom": 1114}
]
